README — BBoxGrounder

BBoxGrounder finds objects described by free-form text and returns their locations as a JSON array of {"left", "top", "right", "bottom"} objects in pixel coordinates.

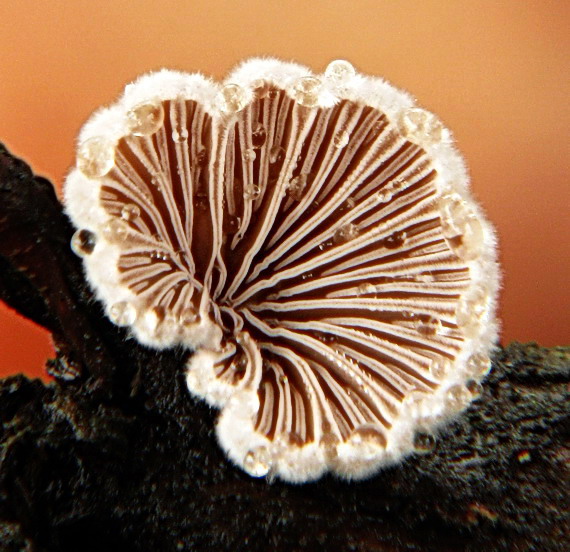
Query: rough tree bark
[{"left": 0, "top": 143, "right": 568, "bottom": 552}]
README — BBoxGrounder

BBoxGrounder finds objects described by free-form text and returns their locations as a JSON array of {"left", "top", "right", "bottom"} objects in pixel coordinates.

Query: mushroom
[{"left": 64, "top": 58, "right": 500, "bottom": 482}]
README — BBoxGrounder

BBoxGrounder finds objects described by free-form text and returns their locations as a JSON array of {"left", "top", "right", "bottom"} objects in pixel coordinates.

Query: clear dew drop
[
  {"left": 377, "top": 190, "right": 392, "bottom": 203},
  {"left": 244, "top": 184, "right": 261, "bottom": 200},
  {"left": 466, "top": 379, "right": 484, "bottom": 399},
  {"left": 269, "top": 145, "right": 285, "bottom": 165},
  {"left": 429, "top": 358, "right": 450, "bottom": 380},
  {"left": 417, "top": 316, "right": 442, "bottom": 336},
  {"left": 383, "top": 230, "right": 407, "bottom": 249},
  {"left": 349, "top": 425, "right": 386, "bottom": 458},
  {"left": 77, "top": 137, "right": 115, "bottom": 179},
  {"left": 126, "top": 101, "right": 164, "bottom": 136},
  {"left": 220, "top": 83, "right": 247, "bottom": 113},
  {"left": 101, "top": 218, "right": 129, "bottom": 243},
  {"left": 456, "top": 287, "right": 488, "bottom": 336},
  {"left": 357, "top": 282, "right": 376, "bottom": 295},
  {"left": 243, "top": 148, "right": 256, "bottom": 162},
  {"left": 224, "top": 215, "right": 241, "bottom": 234},
  {"left": 413, "top": 432, "right": 436, "bottom": 454},
  {"left": 121, "top": 203, "right": 140, "bottom": 222},
  {"left": 70, "top": 229, "right": 96, "bottom": 256},
  {"left": 172, "top": 127, "right": 189, "bottom": 143},
  {"left": 444, "top": 384, "right": 471, "bottom": 411},
  {"left": 400, "top": 107, "right": 444, "bottom": 145},
  {"left": 293, "top": 76, "right": 321, "bottom": 107},
  {"left": 287, "top": 173, "right": 308, "bottom": 200},
  {"left": 465, "top": 352, "right": 492, "bottom": 378},
  {"left": 333, "top": 130, "right": 350, "bottom": 149},
  {"left": 109, "top": 301, "right": 136, "bottom": 326},
  {"left": 440, "top": 194, "right": 485, "bottom": 260},
  {"left": 333, "top": 222, "right": 359, "bottom": 244},
  {"left": 251, "top": 123, "right": 267, "bottom": 149},
  {"left": 243, "top": 446, "right": 272, "bottom": 477},
  {"left": 320, "top": 432, "right": 340, "bottom": 460},
  {"left": 324, "top": 59, "right": 356, "bottom": 86}
]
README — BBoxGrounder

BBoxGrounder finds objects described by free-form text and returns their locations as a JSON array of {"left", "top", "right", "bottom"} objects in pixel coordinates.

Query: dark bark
[{"left": 0, "top": 143, "right": 568, "bottom": 552}]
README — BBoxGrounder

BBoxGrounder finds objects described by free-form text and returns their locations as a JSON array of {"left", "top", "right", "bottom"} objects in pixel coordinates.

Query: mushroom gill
[{"left": 64, "top": 58, "right": 500, "bottom": 482}]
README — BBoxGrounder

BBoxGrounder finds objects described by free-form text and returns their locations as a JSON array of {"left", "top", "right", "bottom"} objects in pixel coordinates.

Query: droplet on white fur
[
  {"left": 400, "top": 107, "right": 444, "bottom": 145},
  {"left": 71, "top": 229, "right": 96, "bottom": 256},
  {"left": 465, "top": 353, "right": 492, "bottom": 378},
  {"left": 77, "top": 137, "right": 115, "bottom": 178},
  {"left": 444, "top": 384, "right": 471, "bottom": 411},
  {"left": 101, "top": 218, "right": 130, "bottom": 243},
  {"left": 243, "top": 446, "right": 272, "bottom": 477},
  {"left": 324, "top": 60, "right": 356, "bottom": 86},
  {"left": 220, "top": 83, "right": 247, "bottom": 113},
  {"left": 293, "top": 76, "right": 321, "bottom": 107},
  {"left": 440, "top": 194, "right": 485, "bottom": 260},
  {"left": 109, "top": 301, "right": 136, "bottom": 326},
  {"left": 126, "top": 101, "right": 164, "bottom": 136}
]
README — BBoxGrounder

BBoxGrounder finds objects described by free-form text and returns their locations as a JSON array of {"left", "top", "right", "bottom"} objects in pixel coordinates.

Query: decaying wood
[{"left": 0, "top": 143, "right": 568, "bottom": 551}]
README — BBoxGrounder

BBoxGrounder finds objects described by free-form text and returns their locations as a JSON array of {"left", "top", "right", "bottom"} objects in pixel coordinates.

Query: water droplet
[
  {"left": 224, "top": 215, "right": 241, "bottom": 234},
  {"left": 349, "top": 425, "right": 386, "bottom": 457},
  {"left": 172, "top": 128, "right": 189, "bottom": 143},
  {"left": 180, "top": 310, "right": 198, "bottom": 328},
  {"left": 101, "top": 218, "right": 129, "bottom": 243},
  {"left": 333, "top": 130, "right": 350, "bottom": 149},
  {"left": 77, "top": 137, "right": 115, "bottom": 178},
  {"left": 194, "top": 148, "right": 206, "bottom": 167},
  {"left": 383, "top": 230, "right": 406, "bottom": 249},
  {"left": 244, "top": 183, "right": 261, "bottom": 200},
  {"left": 220, "top": 83, "right": 247, "bottom": 113},
  {"left": 357, "top": 282, "right": 376, "bottom": 295},
  {"left": 320, "top": 432, "right": 340, "bottom": 460},
  {"left": 121, "top": 203, "right": 140, "bottom": 222},
  {"left": 150, "top": 250, "right": 169, "bottom": 262},
  {"left": 269, "top": 145, "right": 285, "bottom": 165},
  {"left": 324, "top": 60, "right": 356, "bottom": 86},
  {"left": 333, "top": 223, "right": 359, "bottom": 244},
  {"left": 417, "top": 315, "right": 442, "bottom": 336},
  {"left": 287, "top": 174, "right": 308, "bottom": 200},
  {"left": 109, "top": 301, "right": 136, "bottom": 326},
  {"left": 413, "top": 432, "right": 436, "bottom": 454},
  {"left": 243, "top": 148, "right": 256, "bottom": 162},
  {"left": 293, "top": 76, "right": 321, "bottom": 107},
  {"left": 440, "top": 194, "right": 485, "bottom": 260},
  {"left": 71, "top": 229, "right": 96, "bottom": 256},
  {"left": 429, "top": 358, "right": 450, "bottom": 380},
  {"left": 444, "top": 384, "right": 471, "bottom": 411},
  {"left": 466, "top": 379, "right": 484, "bottom": 399},
  {"left": 126, "top": 101, "right": 164, "bottom": 136},
  {"left": 243, "top": 446, "right": 272, "bottom": 477},
  {"left": 456, "top": 287, "right": 488, "bottom": 336},
  {"left": 377, "top": 190, "right": 392, "bottom": 203},
  {"left": 465, "top": 353, "right": 492, "bottom": 378},
  {"left": 400, "top": 107, "right": 444, "bottom": 145},
  {"left": 251, "top": 123, "right": 267, "bottom": 149}
]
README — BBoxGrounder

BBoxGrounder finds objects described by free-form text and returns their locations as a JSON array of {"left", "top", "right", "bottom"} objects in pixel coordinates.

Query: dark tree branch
[{"left": 0, "top": 143, "right": 568, "bottom": 552}]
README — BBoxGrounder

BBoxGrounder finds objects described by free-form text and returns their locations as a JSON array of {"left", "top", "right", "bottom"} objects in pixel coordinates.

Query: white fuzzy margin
[{"left": 64, "top": 57, "right": 501, "bottom": 484}]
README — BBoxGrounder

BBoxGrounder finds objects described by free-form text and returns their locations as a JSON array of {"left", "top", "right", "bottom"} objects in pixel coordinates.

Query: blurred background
[{"left": 0, "top": 0, "right": 568, "bottom": 380}]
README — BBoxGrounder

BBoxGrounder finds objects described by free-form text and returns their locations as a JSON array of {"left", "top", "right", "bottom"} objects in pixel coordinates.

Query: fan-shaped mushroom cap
[{"left": 64, "top": 58, "right": 500, "bottom": 482}]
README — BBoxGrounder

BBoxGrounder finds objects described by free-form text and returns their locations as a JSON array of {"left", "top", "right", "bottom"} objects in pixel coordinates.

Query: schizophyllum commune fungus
[{"left": 64, "top": 58, "right": 500, "bottom": 483}]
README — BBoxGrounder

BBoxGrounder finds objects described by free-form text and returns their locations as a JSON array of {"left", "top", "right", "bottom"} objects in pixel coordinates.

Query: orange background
[{"left": 0, "top": 1, "right": 568, "bottom": 380}]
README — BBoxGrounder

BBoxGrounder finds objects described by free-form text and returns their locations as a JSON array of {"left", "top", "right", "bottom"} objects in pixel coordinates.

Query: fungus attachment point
[{"left": 64, "top": 58, "right": 500, "bottom": 483}]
